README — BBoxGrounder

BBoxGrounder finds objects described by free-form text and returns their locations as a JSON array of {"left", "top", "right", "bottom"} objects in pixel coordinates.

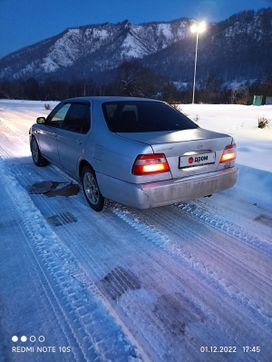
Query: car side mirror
[{"left": 36, "top": 116, "right": 46, "bottom": 124}]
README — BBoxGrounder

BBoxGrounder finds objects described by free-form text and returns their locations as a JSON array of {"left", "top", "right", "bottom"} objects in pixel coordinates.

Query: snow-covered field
[
  {"left": 0, "top": 100, "right": 271, "bottom": 362},
  {"left": 180, "top": 104, "right": 272, "bottom": 172}
]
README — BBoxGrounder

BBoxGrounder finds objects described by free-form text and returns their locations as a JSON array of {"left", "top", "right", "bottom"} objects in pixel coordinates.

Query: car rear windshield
[{"left": 102, "top": 101, "right": 198, "bottom": 132}]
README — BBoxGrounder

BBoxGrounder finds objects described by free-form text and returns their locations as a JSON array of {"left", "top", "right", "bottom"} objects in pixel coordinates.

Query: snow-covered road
[{"left": 0, "top": 100, "right": 272, "bottom": 362}]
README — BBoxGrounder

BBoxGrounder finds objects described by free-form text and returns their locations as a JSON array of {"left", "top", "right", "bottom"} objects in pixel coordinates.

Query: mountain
[
  {"left": 0, "top": 19, "right": 190, "bottom": 81},
  {"left": 145, "top": 8, "right": 272, "bottom": 83},
  {"left": 0, "top": 8, "right": 271, "bottom": 84}
]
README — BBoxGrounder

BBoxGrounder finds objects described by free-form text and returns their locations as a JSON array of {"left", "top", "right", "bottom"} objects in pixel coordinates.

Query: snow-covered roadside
[
  {"left": 229, "top": 164, "right": 272, "bottom": 211},
  {"left": 180, "top": 104, "right": 272, "bottom": 173}
]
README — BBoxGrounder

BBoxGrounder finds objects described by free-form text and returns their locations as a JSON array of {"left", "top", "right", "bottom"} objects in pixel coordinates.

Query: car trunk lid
[{"left": 117, "top": 128, "right": 233, "bottom": 179}]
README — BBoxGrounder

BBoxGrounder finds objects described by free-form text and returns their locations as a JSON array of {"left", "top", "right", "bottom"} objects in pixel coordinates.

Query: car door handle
[{"left": 46, "top": 131, "right": 57, "bottom": 137}]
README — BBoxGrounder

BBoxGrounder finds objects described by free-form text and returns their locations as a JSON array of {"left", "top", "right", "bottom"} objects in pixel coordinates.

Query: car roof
[{"left": 64, "top": 96, "right": 162, "bottom": 103}]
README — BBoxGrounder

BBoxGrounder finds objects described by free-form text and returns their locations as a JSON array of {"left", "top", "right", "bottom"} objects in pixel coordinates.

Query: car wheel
[
  {"left": 82, "top": 166, "right": 104, "bottom": 211},
  {"left": 30, "top": 137, "right": 48, "bottom": 166}
]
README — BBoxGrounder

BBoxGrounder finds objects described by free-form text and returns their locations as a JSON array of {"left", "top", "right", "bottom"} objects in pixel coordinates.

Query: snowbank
[{"left": 180, "top": 104, "right": 272, "bottom": 172}]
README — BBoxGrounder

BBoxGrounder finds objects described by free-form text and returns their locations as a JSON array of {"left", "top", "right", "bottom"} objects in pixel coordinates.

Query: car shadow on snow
[{"left": 28, "top": 180, "right": 80, "bottom": 197}]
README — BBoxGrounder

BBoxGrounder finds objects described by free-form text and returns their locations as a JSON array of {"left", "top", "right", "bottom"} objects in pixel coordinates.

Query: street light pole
[
  {"left": 192, "top": 32, "right": 199, "bottom": 105},
  {"left": 190, "top": 21, "right": 207, "bottom": 104}
]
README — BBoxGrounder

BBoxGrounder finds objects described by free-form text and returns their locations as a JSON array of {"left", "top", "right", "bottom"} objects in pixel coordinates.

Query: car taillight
[
  {"left": 132, "top": 153, "right": 170, "bottom": 175},
  {"left": 220, "top": 144, "right": 236, "bottom": 163}
]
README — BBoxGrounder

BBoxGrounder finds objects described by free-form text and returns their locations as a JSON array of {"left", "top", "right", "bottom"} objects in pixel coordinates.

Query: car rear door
[{"left": 56, "top": 102, "right": 91, "bottom": 177}]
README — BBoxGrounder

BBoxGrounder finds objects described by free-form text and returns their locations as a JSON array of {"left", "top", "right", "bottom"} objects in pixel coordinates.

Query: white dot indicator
[
  {"left": 12, "top": 336, "right": 18, "bottom": 342},
  {"left": 30, "top": 336, "right": 36, "bottom": 342},
  {"left": 21, "top": 336, "right": 27, "bottom": 343}
]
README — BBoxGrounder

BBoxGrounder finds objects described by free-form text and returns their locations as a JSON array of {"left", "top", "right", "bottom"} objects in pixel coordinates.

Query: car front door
[
  {"left": 56, "top": 102, "right": 91, "bottom": 177},
  {"left": 37, "top": 103, "right": 71, "bottom": 165}
]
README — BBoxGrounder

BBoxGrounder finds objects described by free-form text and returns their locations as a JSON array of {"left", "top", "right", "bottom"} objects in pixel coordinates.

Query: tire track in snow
[
  {"left": 10, "top": 160, "right": 272, "bottom": 360},
  {"left": 109, "top": 207, "right": 272, "bottom": 359},
  {"left": 4, "top": 161, "right": 272, "bottom": 360},
  {"left": 17, "top": 223, "right": 80, "bottom": 362},
  {"left": 40, "top": 210, "right": 223, "bottom": 361},
  {"left": 19, "top": 185, "right": 164, "bottom": 361},
  {"left": 176, "top": 202, "right": 272, "bottom": 257},
  {"left": 1, "top": 163, "right": 84, "bottom": 362},
  {"left": 21, "top": 183, "right": 154, "bottom": 361},
  {"left": 12, "top": 164, "right": 227, "bottom": 361},
  {"left": 0, "top": 160, "right": 143, "bottom": 362},
  {"left": 143, "top": 206, "right": 272, "bottom": 315},
  {"left": 112, "top": 207, "right": 272, "bottom": 332},
  {"left": 1, "top": 194, "right": 77, "bottom": 362},
  {"left": 192, "top": 195, "right": 272, "bottom": 242}
]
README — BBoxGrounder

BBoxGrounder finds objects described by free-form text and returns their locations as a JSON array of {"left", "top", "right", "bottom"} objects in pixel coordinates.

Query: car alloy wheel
[
  {"left": 31, "top": 137, "right": 48, "bottom": 166},
  {"left": 31, "top": 138, "right": 39, "bottom": 163},
  {"left": 82, "top": 166, "right": 104, "bottom": 211}
]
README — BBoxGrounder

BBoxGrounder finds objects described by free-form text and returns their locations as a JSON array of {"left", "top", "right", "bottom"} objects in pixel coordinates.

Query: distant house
[
  {"left": 253, "top": 95, "right": 272, "bottom": 105},
  {"left": 265, "top": 96, "right": 272, "bottom": 105},
  {"left": 253, "top": 95, "right": 263, "bottom": 106}
]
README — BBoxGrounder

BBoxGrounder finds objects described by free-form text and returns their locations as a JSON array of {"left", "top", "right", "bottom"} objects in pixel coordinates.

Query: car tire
[
  {"left": 30, "top": 137, "right": 49, "bottom": 166},
  {"left": 82, "top": 166, "right": 104, "bottom": 212}
]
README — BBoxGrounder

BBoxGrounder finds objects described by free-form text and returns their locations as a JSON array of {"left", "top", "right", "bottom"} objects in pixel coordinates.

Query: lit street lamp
[{"left": 190, "top": 21, "right": 207, "bottom": 104}]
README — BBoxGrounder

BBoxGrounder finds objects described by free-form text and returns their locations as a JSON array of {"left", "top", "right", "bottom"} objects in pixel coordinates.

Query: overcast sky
[{"left": 0, "top": 0, "right": 271, "bottom": 58}]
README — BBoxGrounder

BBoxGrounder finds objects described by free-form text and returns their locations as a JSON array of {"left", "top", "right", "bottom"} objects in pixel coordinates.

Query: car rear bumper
[{"left": 97, "top": 167, "right": 238, "bottom": 209}]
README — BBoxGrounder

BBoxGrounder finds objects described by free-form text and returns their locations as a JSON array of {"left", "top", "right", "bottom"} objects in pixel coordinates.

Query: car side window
[
  {"left": 47, "top": 103, "right": 71, "bottom": 128},
  {"left": 62, "top": 103, "right": 90, "bottom": 134}
]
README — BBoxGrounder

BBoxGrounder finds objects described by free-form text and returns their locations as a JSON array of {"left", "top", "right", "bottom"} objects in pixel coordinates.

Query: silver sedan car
[{"left": 30, "top": 97, "right": 237, "bottom": 211}]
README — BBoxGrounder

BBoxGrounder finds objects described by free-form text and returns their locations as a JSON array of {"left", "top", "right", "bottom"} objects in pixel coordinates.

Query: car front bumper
[{"left": 97, "top": 167, "right": 238, "bottom": 209}]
